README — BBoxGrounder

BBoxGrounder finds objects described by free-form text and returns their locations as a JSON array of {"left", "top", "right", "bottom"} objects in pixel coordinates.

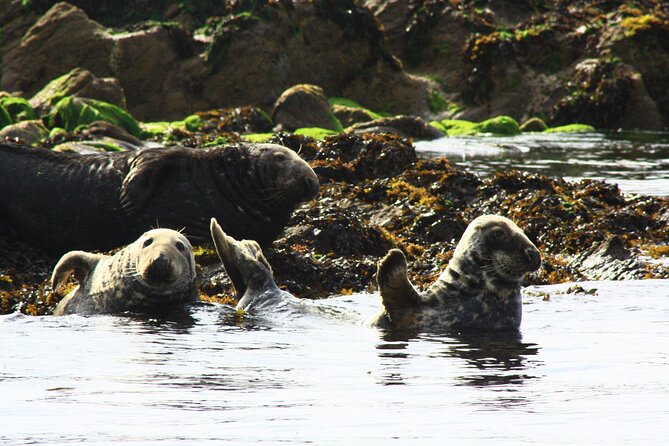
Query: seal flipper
[
  {"left": 377, "top": 249, "right": 422, "bottom": 320},
  {"left": 51, "top": 251, "right": 104, "bottom": 291},
  {"left": 120, "top": 149, "right": 184, "bottom": 215},
  {"left": 210, "top": 218, "right": 275, "bottom": 299}
]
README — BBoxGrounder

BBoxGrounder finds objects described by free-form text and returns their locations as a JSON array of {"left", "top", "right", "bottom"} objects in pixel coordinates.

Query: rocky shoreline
[{"left": 1, "top": 0, "right": 668, "bottom": 315}]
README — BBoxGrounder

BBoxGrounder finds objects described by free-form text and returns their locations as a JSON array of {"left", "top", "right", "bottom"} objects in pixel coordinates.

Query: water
[
  {"left": 3, "top": 280, "right": 669, "bottom": 445},
  {"left": 415, "top": 131, "right": 669, "bottom": 196}
]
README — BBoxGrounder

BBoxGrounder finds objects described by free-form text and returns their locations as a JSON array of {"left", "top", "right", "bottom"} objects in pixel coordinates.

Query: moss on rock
[
  {"left": 544, "top": 124, "right": 596, "bottom": 133},
  {"left": 48, "top": 96, "right": 142, "bottom": 137},
  {"left": 0, "top": 97, "right": 36, "bottom": 122}
]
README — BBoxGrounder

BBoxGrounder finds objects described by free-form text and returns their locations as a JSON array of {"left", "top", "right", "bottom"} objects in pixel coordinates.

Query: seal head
[
  {"left": 373, "top": 215, "right": 541, "bottom": 331},
  {"left": 51, "top": 229, "right": 197, "bottom": 315}
]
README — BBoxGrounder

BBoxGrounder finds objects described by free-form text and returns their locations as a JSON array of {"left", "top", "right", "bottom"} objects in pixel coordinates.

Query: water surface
[
  {"left": 2, "top": 280, "right": 668, "bottom": 445},
  {"left": 415, "top": 131, "right": 669, "bottom": 196}
]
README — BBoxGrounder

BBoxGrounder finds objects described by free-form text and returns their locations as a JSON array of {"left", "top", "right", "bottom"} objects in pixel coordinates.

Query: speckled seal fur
[
  {"left": 372, "top": 215, "right": 542, "bottom": 331},
  {"left": 52, "top": 229, "right": 197, "bottom": 316},
  {"left": 210, "top": 218, "right": 296, "bottom": 314}
]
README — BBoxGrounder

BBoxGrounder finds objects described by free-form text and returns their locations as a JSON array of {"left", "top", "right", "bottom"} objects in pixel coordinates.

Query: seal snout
[
  {"left": 301, "top": 175, "right": 320, "bottom": 200},
  {"left": 143, "top": 252, "right": 174, "bottom": 284},
  {"left": 524, "top": 246, "right": 542, "bottom": 271}
]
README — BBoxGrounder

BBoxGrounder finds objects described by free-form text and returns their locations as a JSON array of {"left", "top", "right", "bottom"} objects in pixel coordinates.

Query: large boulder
[
  {"left": 30, "top": 68, "right": 126, "bottom": 116},
  {"left": 1, "top": 2, "right": 115, "bottom": 95},
  {"left": 273, "top": 84, "right": 337, "bottom": 131}
]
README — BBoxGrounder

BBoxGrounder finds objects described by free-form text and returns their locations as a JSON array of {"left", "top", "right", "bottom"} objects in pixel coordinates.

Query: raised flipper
[
  {"left": 376, "top": 249, "right": 422, "bottom": 320},
  {"left": 210, "top": 218, "right": 275, "bottom": 299},
  {"left": 51, "top": 251, "right": 104, "bottom": 292}
]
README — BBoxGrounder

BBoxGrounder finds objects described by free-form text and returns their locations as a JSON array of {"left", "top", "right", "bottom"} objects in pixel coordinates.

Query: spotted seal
[
  {"left": 371, "top": 215, "right": 542, "bottom": 331},
  {"left": 51, "top": 228, "right": 197, "bottom": 316},
  {"left": 210, "top": 218, "right": 296, "bottom": 314},
  {"left": 0, "top": 141, "right": 319, "bottom": 255}
]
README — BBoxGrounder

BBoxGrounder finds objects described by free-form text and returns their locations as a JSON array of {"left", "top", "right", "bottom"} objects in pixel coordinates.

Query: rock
[
  {"left": 332, "top": 104, "right": 376, "bottom": 127},
  {"left": 79, "top": 120, "right": 143, "bottom": 148},
  {"left": 550, "top": 59, "right": 664, "bottom": 130},
  {"left": 571, "top": 235, "right": 646, "bottom": 281},
  {"left": 202, "top": 0, "right": 430, "bottom": 117},
  {"left": 273, "top": 85, "right": 337, "bottom": 131},
  {"left": 1, "top": 3, "right": 115, "bottom": 96},
  {"left": 112, "top": 25, "right": 208, "bottom": 120},
  {"left": 346, "top": 115, "right": 444, "bottom": 140},
  {"left": 30, "top": 68, "right": 126, "bottom": 116},
  {"left": 0, "top": 120, "right": 49, "bottom": 144},
  {"left": 520, "top": 117, "right": 548, "bottom": 132},
  {"left": 51, "top": 142, "right": 110, "bottom": 154}
]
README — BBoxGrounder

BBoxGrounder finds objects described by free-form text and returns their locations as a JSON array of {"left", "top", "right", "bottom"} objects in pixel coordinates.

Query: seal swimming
[
  {"left": 0, "top": 141, "right": 319, "bottom": 255},
  {"left": 210, "top": 217, "right": 298, "bottom": 315},
  {"left": 372, "top": 215, "right": 542, "bottom": 331},
  {"left": 51, "top": 228, "right": 197, "bottom": 315}
]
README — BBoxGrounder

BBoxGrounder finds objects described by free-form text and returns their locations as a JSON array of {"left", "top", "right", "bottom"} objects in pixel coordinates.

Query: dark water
[
  {"left": 415, "top": 131, "right": 669, "bottom": 196},
  {"left": 2, "top": 280, "right": 669, "bottom": 445}
]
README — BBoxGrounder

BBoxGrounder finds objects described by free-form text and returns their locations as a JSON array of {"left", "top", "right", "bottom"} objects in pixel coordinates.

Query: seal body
[
  {"left": 0, "top": 142, "right": 319, "bottom": 255},
  {"left": 52, "top": 229, "right": 197, "bottom": 315},
  {"left": 372, "top": 215, "right": 542, "bottom": 331}
]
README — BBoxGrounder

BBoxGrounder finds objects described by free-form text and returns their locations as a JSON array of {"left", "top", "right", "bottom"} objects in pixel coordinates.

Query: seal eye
[
  {"left": 489, "top": 228, "right": 506, "bottom": 242},
  {"left": 175, "top": 241, "right": 185, "bottom": 251},
  {"left": 143, "top": 238, "right": 153, "bottom": 248}
]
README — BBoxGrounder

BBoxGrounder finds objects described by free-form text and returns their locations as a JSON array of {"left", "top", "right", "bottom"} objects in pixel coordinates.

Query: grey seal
[
  {"left": 0, "top": 141, "right": 319, "bottom": 255},
  {"left": 371, "top": 215, "right": 542, "bottom": 331},
  {"left": 51, "top": 228, "right": 197, "bottom": 315}
]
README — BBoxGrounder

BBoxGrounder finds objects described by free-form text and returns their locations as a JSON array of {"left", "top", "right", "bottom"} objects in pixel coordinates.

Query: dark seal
[
  {"left": 371, "top": 215, "right": 542, "bottom": 331},
  {"left": 0, "top": 141, "right": 319, "bottom": 255},
  {"left": 52, "top": 229, "right": 197, "bottom": 316}
]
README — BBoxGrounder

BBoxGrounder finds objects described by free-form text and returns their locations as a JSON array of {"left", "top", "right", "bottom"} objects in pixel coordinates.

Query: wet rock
[
  {"left": 1, "top": 3, "right": 116, "bottom": 96},
  {"left": 551, "top": 59, "right": 663, "bottom": 130},
  {"left": 331, "top": 104, "right": 376, "bottom": 128},
  {"left": 273, "top": 85, "right": 337, "bottom": 132},
  {"left": 346, "top": 115, "right": 444, "bottom": 140},
  {"left": 0, "top": 120, "right": 49, "bottom": 144},
  {"left": 29, "top": 68, "right": 126, "bottom": 116},
  {"left": 197, "top": 106, "right": 273, "bottom": 134},
  {"left": 519, "top": 117, "right": 548, "bottom": 132},
  {"left": 571, "top": 236, "right": 646, "bottom": 281},
  {"left": 313, "top": 133, "right": 416, "bottom": 182}
]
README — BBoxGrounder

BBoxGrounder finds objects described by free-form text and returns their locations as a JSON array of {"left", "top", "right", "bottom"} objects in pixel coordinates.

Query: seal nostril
[{"left": 525, "top": 248, "right": 541, "bottom": 270}]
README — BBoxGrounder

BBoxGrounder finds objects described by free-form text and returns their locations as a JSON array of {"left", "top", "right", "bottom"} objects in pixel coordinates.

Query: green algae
[
  {"left": 544, "top": 124, "right": 596, "bottom": 133},
  {"left": 294, "top": 127, "right": 337, "bottom": 140},
  {"left": 328, "top": 97, "right": 384, "bottom": 119},
  {"left": 0, "top": 105, "right": 11, "bottom": 129},
  {"left": 48, "top": 97, "right": 142, "bottom": 137},
  {"left": 242, "top": 133, "right": 274, "bottom": 142},
  {"left": 0, "top": 97, "right": 36, "bottom": 122},
  {"left": 430, "top": 116, "right": 521, "bottom": 136}
]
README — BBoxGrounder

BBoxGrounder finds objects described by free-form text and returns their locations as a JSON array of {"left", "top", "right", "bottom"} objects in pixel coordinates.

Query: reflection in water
[{"left": 376, "top": 328, "right": 541, "bottom": 393}]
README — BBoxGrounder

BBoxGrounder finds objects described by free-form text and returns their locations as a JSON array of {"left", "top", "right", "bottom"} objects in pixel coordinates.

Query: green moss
[
  {"left": 49, "top": 97, "right": 142, "bottom": 137},
  {"left": 0, "top": 97, "right": 36, "bottom": 122},
  {"left": 328, "top": 97, "right": 384, "bottom": 119},
  {"left": 294, "top": 127, "right": 337, "bottom": 140},
  {"left": 48, "top": 127, "right": 67, "bottom": 139},
  {"left": 82, "top": 141, "right": 124, "bottom": 152},
  {"left": 620, "top": 14, "right": 663, "bottom": 38},
  {"left": 0, "top": 105, "right": 11, "bottom": 129},
  {"left": 427, "top": 90, "right": 450, "bottom": 114},
  {"left": 430, "top": 116, "right": 520, "bottom": 136},
  {"left": 202, "top": 135, "right": 230, "bottom": 147},
  {"left": 242, "top": 133, "right": 274, "bottom": 142},
  {"left": 477, "top": 116, "right": 520, "bottom": 136},
  {"left": 184, "top": 114, "right": 204, "bottom": 132},
  {"left": 544, "top": 124, "right": 596, "bottom": 133}
]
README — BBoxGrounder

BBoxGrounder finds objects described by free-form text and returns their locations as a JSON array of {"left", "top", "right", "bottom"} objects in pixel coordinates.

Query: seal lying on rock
[
  {"left": 372, "top": 215, "right": 542, "bottom": 331},
  {"left": 0, "top": 141, "right": 319, "bottom": 255},
  {"left": 52, "top": 229, "right": 197, "bottom": 316}
]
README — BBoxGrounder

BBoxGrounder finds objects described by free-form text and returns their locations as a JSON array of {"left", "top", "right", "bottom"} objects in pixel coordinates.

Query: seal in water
[
  {"left": 51, "top": 228, "right": 197, "bottom": 316},
  {"left": 371, "top": 215, "right": 542, "bottom": 331},
  {"left": 0, "top": 141, "right": 319, "bottom": 255},
  {"left": 210, "top": 217, "right": 296, "bottom": 314}
]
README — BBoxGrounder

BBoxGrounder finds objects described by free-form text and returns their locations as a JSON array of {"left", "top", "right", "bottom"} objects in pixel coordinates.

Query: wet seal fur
[
  {"left": 0, "top": 141, "right": 319, "bottom": 255},
  {"left": 210, "top": 218, "right": 297, "bottom": 314},
  {"left": 52, "top": 229, "right": 197, "bottom": 316},
  {"left": 372, "top": 215, "right": 542, "bottom": 331}
]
